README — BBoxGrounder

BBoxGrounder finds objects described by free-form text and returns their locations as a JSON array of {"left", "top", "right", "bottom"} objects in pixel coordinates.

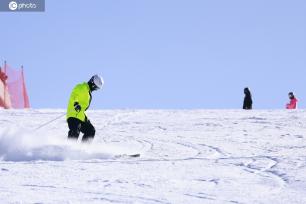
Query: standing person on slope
[
  {"left": 286, "top": 92, "right": 298, "bottom": 109},
  {"left": 66, "top": 75, "right": 104, "bottom": 142},
  {"left": 243, "top": 87, "right": 253, "bottom": 110}
]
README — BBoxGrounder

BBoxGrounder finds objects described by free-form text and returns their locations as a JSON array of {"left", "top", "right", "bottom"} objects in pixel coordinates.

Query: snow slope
[{"left": 0, "top": 109, "right": 306, "bottom": 204}]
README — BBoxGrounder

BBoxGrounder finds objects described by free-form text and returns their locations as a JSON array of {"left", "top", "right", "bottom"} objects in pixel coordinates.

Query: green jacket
[{"left": 66, "top": 82, "right": 92, "bottom": 122}]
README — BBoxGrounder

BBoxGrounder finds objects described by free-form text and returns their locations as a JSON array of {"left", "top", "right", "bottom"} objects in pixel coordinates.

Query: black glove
[{"left": 74, "top": 102, "right": 81, "bottom": 112}]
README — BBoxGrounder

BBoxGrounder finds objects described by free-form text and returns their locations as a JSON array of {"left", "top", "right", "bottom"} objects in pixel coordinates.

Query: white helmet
[{"left": 88, "top": 74, "right": 104, "bottom": 91}]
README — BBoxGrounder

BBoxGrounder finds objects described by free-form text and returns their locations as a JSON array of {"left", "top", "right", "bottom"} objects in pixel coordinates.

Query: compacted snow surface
[{"left": 0, "top": 109, "right": 306, "bottom": 204}]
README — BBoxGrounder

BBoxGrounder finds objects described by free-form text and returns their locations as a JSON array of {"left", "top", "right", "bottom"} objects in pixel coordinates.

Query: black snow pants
[{"left": 67, "top": 117, "right": 95, "bottom": 142}]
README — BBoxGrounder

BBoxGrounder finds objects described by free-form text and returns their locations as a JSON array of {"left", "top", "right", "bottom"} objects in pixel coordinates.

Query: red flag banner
[{"left": 0, "top": 62, "right": 30, "bottom": 109}]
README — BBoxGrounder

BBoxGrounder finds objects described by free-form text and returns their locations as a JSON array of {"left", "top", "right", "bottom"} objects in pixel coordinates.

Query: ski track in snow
[{"left": 0, "top": 109, "right": 306, "bottom": 203}]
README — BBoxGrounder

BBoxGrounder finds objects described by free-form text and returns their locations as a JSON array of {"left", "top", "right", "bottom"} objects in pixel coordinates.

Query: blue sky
[{"left": 1, "top": 0, "right": 305, "bottom": 109}]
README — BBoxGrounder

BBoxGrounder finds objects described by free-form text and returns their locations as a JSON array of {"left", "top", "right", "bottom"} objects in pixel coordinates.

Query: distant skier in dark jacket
[
  {"left": 243, "top": 87, "right": 252, "bottom": 110},
  {"left": 66, "top": 75, "right": 104, "bottom": 142}
]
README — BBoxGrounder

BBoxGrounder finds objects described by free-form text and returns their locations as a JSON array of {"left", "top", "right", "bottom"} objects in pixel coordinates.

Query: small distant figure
[
  {"left": 243, "top": 87, "right": 252, "bottom": 110},
  {"left": 0, "top": 68, "right": 8, "bottom": 82},
  {"left": 286, "top": 92, "right": 298, "bottom": 109}
]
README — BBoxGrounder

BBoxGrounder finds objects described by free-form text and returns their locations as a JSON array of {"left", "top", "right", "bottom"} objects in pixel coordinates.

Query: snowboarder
[
  {"left": 243, "top": 87, "right": 252, "bottom": 110},
  {"left": 286, "top": 92, "right": 298, "bottom": 109},
  {"left": 66, "top": 75, "right": 104, "bottom": 142}
]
